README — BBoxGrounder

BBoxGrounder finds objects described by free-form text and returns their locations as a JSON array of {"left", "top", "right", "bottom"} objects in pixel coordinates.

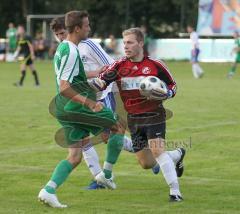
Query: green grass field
[{"left": 0, "top": 61, "right": 240, "bottom": 214}]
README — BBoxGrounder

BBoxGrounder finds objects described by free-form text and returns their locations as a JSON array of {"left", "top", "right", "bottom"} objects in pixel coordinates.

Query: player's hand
[
  {"left": 85, "top": 99, "right": 103, "bottom": 112},
  {"left": 150, "top": 88, "right": 172, "bottom": 101}
]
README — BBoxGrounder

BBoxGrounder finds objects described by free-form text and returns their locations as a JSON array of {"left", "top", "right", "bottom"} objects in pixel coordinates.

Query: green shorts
[{"left": 56, "top": 105, "right": 118, "bottom": 146}]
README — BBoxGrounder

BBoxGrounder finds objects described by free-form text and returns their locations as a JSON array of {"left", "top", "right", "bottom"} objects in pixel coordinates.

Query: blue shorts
[
  {"left": 98, "top": 92, "right": 116, "bottom": 133},
  {"left": 191, "top": 48, "right": 200, "bottom": 63}
]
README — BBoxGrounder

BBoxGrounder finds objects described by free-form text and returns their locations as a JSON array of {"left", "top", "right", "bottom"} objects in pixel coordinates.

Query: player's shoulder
[
  {"left": 107, "top": 57, "right": 127, "bottom": 69},
  {"left": 114, "top": 56, "right": 128, "bottom": 65},
  {"left": 56, "top": 41, "right": 75, "bottom": 56},
  {"left": 80, "top": 38, "right": 101, "bottom": 48},
  {"left": 147, "top": 56, "right": 164, "bottom": 64},
  {"left": 148, "top": 57, "right": 170, "bottom": 70}
]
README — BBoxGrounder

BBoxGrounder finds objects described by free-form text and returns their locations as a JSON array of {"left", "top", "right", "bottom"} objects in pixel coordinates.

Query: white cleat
[
  {"left": 95, "top": 171, "right": 116, "bottom": 190},
  {"left": 38, "top": 189, "right": 67, "bottom": 208}
]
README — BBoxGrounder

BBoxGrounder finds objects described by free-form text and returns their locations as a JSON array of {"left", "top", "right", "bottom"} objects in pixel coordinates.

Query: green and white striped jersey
[
  {"left": 53, "top": 40, "right": 96, "bottom": 112},
  {"left": 54, "top": 40, "right": 86, "bottom": 89}
]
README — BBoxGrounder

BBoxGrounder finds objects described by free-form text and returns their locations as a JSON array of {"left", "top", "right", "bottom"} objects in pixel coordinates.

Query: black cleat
[
  {"left": 176, "top": 148, "right": 186, "bottom": 177},
  {"left": 169, "top": 195, "right": 183, "bottom": 202}
]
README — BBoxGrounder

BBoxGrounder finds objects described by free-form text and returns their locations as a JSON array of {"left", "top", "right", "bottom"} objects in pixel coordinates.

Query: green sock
[
  {"left": 229, "top": 66, "right": 236, "bottom": 74},
  {"left": 103, "top": 169, "right": 112, "bottom": 179},
  {"left": 103, "top": 134, "right": 124, "bottom": 178},
  {"left": 44, "top": 160, "right": 73, "bottom": 193}
]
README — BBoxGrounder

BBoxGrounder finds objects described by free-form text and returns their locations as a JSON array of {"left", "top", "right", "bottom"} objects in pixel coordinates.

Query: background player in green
[
  {"left": 228, "top": 31, "right": 240, "bottom": 78},
  {"left": 38, "top": 10, "right": 125, "bottom": 208},
  {"left": 6, "top": 22, "right": 17, "bottom": 53},
  {"left": 13, "top": 25, "right": 40, "bottom": 86}
]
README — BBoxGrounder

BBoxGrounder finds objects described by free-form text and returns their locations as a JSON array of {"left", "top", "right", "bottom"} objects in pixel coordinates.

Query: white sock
[
  {"left": 82, "top": 143, "right": 102, "bottom": 177},
  {"left": 192, "top": 64, "right": 199, "bottom": 78},
  {"left": 122, "top": 136, "right": 134, "bottom": 152},
  {"left": 155, "top": 152, "right": 181, "bottom": 196},
  {"left": 196, "top": 63, "right": 204, "bottom": 76},
  {"left": 167, "top": 149, "right": 181, "bottom": 165}
]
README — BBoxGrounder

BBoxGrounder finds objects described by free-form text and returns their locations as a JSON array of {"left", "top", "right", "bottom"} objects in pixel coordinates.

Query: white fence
[{"left": 116, "top": 39, "right": 236, "bottom": 62}]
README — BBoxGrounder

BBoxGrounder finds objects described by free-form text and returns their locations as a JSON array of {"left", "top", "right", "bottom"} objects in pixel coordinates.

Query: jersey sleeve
[
  {"left": 154, "top": 59, "right": 177, "bottom": 97},
  {"left": 58, "top": 45, "right": 78, "bottom": 83},
  {"left": 85, "top": 39, "right": 114, "bottom": 66}
]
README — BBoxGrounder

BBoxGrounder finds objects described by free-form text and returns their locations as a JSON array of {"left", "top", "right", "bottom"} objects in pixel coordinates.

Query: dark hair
[
  {"left": 65, "top": 10, "right": 89, "bottom": 33},
  {"left": 50, "top": 16, "right": 65, "bottom": 31},
  {"left": 122, "top": 27, "right": 144, "bottom": 42}
]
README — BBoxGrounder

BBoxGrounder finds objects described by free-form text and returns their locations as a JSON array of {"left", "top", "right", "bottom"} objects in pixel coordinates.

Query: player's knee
[
  {"left": 32, "top": 70, "right": 37, "bottom": 75},
  {"left": 148, "top": 138, "right": 165, "bottom": 157},
  {"left": 150, "top": 149, "right": 162, "bottom": 158},
  {"left": 67, "top": 154, "right": 82, "bottom": 168}
]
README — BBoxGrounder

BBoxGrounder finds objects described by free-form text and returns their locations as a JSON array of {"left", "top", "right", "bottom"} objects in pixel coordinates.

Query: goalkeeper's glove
[
  {"left": 88, "top": 78, "right": 106, "bottom": 92},
  {"left": 150, "top": 88, "right": 173, "bottom": 101}
]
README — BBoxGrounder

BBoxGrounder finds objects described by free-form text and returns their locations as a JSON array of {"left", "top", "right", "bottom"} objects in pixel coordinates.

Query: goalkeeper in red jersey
[{"left": 90, "top": 27, "right": 186, "bottom": 202}]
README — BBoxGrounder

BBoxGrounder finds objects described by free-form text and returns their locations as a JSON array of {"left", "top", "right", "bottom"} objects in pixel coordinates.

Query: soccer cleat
[
  {"left": 169, "top": 194, "right": 183, "bottom": 202},
  {"left": 38, "top": 188, "right": 67, "bottom": 208},
  {"left": 95, "top": 171, "right": 116, "bottom": 190},
  {"left": 151, "top": 163, "right": 160, "bottom": 175},
  {"left": 176, "top": 148, "right": 186, "bottom": 177},
  {"left": 85, "top": 180, "right": 106, "bottom": 190}
]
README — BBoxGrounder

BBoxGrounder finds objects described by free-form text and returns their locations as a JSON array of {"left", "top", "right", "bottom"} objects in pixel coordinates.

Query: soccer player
[
  {"left": 49, "top": 16, "right": 135, "bottom": 190},
  {"left": 6, "top": 22, "right": 17, "bottom": 53},
  {"left": 38, "top": 11, "right": 126, "bottom": 208},
  {"left": 187, "top": 25, "right": 204, "bottom": 79},
  {"left": 13, "top": 25, "right": 40, "bottom": 87},
  {"left": 90, "top": 28, "right": 186, "bottom": 202},
  {"left": 79, "top": 38, "right": 136, "bottom": 189},
  {"left": 227, "top": 31, "right": 240, "bottom": 78}
]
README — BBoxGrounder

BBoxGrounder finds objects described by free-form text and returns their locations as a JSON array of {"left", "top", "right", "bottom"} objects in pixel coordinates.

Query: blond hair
[{"left": 122, "top": 27, "right": 144, "bottom": 42}]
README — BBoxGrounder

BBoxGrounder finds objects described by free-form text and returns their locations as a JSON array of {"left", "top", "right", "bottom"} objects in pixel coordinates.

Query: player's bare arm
[{"left": 60, "top": 80, "right": 103, "bottom": 112}]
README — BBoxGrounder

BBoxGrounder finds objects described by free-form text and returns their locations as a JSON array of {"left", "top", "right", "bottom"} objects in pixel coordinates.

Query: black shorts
[
  {"left": 25, "top": 57, "right": 33, "bottom": 65},
  {"left": 127, "top": 110, "right": 166, "bottom": 153},
  {"left": 19, "top": 54, "right": 33, "bottom": 65}
]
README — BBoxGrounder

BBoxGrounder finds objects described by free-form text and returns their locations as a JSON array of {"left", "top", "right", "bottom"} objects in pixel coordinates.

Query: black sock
[
  {"left": 19, "top": 70, "right": 26, "bottom": 85},
  {"left": 32, "top": 70, "right": 40, "bottom": 85}
]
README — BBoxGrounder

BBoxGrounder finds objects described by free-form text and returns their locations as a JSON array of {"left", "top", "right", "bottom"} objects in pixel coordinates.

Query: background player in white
[
  {"left": 187, "top": 25, "right": 204, "bottom": 79},
  {"left": 79, "top": 38, "right": 137, "bottom": 189}
]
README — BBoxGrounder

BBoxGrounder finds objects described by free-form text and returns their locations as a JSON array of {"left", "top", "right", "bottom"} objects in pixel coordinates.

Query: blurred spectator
[
  {"left": 105, "top": 34, "right": 117, "bottom": 55},
  {"left": 33, "top": 32, "right": 47, "bottom": 60},
  {"left": 140, "top": 25, "right": 151, "bottom": 56},
  {"left": 6, "top": 22, "right": 17, "bottom": 53}
]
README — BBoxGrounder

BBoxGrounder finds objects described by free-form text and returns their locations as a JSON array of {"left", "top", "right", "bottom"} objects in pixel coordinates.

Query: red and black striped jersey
[{"left": 99, "top": 56, "right": 177, "bottom": 114}]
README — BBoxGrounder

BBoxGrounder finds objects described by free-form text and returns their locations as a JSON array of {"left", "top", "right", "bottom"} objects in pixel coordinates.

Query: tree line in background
[{"left": 0, "top": 0, "right": 198, "bottom": 38}]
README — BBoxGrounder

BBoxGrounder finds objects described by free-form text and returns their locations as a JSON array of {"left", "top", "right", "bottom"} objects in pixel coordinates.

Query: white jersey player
[
  {"left": 187, "top": 25, "right": 204, "bottom": 79},
  {"left": 78, "top": 39, "right": 135, "bottom": 189}
]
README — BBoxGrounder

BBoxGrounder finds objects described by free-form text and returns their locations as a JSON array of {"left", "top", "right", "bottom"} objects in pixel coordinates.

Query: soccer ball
[{"left": 139, "top": 76, "right": 168, "bottom": 99}]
